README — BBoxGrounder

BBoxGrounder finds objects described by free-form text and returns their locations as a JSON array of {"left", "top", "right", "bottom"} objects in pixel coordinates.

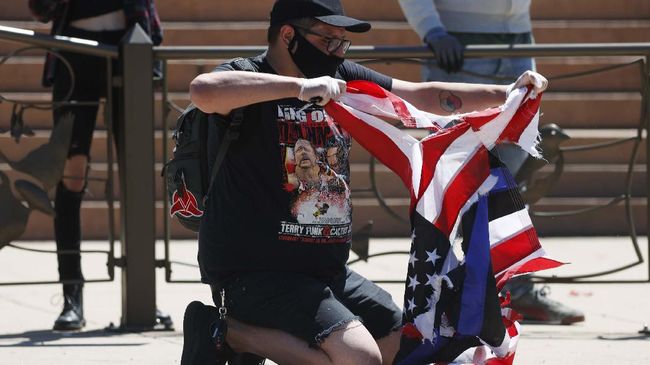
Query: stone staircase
[{"left": 0, "top": 0, "right": 648, "bottom": 239}]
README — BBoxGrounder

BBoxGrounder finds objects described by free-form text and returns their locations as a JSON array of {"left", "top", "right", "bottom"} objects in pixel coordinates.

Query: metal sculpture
[
  {"left": 0, "top": 171, "right": 31, "bottom": 249},
  {"left": 516, "top": 123, "right": 571, "bottom": 205},
  {"left": 0, "top": 113, "right": 74, "bottom": 248},
  {"left": 0, "top": 113, "right": 74, "bottom": 190}
]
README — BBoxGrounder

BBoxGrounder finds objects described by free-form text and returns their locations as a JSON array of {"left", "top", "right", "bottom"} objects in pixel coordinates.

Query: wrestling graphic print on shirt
[{"left": 276, "top": 103, "right": 352, "bottom": 244}]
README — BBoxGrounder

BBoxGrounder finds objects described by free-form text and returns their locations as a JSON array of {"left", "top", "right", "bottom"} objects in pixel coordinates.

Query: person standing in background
[
  {"left": 28, "top": 0, "right": 162, "bottom": 331},
  {"left": 398, "top": 0, "right": 584, "bottom": 325}
]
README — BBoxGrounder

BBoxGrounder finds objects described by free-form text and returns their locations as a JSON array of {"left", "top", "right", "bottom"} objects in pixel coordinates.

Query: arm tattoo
[{"left": 439, "top": 91, "right": 463, "bottom": 113}]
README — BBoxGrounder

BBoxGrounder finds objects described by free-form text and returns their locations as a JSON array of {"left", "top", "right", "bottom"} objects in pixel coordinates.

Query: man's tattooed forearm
[{"left": 439, "top": 90, "right": 462, "bottom": 113}]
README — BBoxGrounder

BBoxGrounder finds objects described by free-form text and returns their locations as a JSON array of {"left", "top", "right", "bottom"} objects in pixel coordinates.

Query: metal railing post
[
  {"left": 118, "top": 24, "right": 157, "bottom": 329},
  {"left": 644, "top": 55, "right": 650, "bottom": 327}
]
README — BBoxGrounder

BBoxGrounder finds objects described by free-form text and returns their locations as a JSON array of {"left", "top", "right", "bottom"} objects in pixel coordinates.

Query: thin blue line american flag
[{"left": 325, "top": 81, "right": 563, "bottom": 364}]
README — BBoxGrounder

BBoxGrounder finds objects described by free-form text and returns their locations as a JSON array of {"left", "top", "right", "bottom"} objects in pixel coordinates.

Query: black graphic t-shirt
[{"left": 198, "top": 54, "right": 392, "bottom": 284}]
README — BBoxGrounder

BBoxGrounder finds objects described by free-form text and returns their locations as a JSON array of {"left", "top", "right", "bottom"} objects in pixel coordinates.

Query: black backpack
[{"left": 164, "top": 57, "right": 256, "bottom": 232}]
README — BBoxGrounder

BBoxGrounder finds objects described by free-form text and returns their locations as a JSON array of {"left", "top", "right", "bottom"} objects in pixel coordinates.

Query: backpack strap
[
  {"left": 205, "top": 108, "right": 243, "bottom": 199},
  {"left": 204, "top": 57, "right": 257, "bottom": 201}
]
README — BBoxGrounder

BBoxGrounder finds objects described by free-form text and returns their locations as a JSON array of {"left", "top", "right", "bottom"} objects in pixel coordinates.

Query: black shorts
[
  {"left": 52, "top": 26, "right": 125, "bottom": 157},
  {"left": 211, "top": 267, "right": 402, "bottom": 346}
]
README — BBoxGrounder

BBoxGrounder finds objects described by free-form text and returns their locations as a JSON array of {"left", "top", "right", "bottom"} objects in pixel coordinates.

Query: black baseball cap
[{"left": 270, "top": 0, "right": 371, "bottom": 33}]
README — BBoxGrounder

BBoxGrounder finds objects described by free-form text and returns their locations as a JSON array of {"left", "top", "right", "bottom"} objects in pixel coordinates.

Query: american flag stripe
[
  {"left": 344, "top": 80, "right": 449, "bottom": 130},
  {"left": 495, "top": 254, "right": 563, "bottom": 290},
  {"left": 482, "top": 172, "right": 563, "bottom": 285},
  {"left": 490, "top": 228, "right": 543, "bottom": 274},
  {"left": 442, "top": 173, "right": 500, "bottom": 263},
  {"left": 418, "top": 124, "right": 472, "bottom": 197},
  {"left": 416, "top": 133, "right": 479, "bottom": 226},
  {"left": 449, "top": 307, "right": 521, "bottom": 365},
  {"left": 464, "top": 88, "right": 542, "bottom": 158},
  {"left": 324, "top": 81, "right": 561, "bottom": 364},
  {"left": 484, "top": 308, "right": 521, "bottom": 364},
  {"left": 496, "top": 93, "right": 542, "bottom": 158},
  {"left": 468, "top": 105, "right": 519, "bottom": 149},
  {"left": 487, "top": 188, "right": 527, "bottom": 220},
  {"left": 332, "top": 104, "right": 418, "bottom": 196},
  {"left": 488, "top": 209, "right": 533, "bottom": 246},
  {"left": 432, "top": 146, "right": 490, "bottom": 237}
]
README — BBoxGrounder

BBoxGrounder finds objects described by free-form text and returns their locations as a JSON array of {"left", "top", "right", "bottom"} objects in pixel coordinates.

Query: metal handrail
[
  {"left": 0, "top": 24, "right": 118, "bottom": 58},
  {"left": 154, "top": 43, "right": 650, "bottom": 284},
  {"left": 153, "top": 43, "right": 650, "bottom": 60},
  {"left": 1, "top": 24, "right": 649, "bottom": 285}
]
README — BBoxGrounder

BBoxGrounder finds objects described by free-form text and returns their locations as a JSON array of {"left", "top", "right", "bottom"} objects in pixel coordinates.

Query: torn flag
[{"left": 324, "top": 81, "right": 563, "bottom": 364}]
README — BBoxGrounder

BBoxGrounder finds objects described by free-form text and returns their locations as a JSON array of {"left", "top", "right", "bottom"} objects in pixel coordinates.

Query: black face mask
[{"left": 288, "top": 30, "right": 344, "bottom": 78}]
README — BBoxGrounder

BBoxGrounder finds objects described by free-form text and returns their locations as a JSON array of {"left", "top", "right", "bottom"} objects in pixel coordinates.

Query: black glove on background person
[{"left": 424, "top": 28, "right": 464, "bottom": 74}]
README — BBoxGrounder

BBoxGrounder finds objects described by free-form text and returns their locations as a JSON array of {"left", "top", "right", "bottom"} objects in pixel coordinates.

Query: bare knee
[
  {"left": 62, "top": 155, "right": 88, "bottom": 192},
  {"left": 376, "top": 329, "right": 401, "bottom": 365},
  {"left": 320, "top": 320, "right": 382, "bottom": 365}
]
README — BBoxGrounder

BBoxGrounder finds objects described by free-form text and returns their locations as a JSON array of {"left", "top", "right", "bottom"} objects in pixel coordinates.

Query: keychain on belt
[{"left": 211, "top": 288, "right": 228, "bottom": 351}]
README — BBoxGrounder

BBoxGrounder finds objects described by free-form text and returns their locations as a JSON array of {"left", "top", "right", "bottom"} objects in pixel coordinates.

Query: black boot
[{"left": 53, "top": 284, "right": 86, "bottom": 331}]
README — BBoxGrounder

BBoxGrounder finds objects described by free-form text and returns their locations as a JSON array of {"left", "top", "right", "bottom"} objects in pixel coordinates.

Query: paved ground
[{"left": 0, "top": 237, "right": 649, "bottom": 364}]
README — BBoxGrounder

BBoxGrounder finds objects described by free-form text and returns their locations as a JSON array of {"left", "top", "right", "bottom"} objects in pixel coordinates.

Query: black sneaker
[
  {"left": 181, "top": 301, "right": 235, "bottom": 365},
  {"left": 510, "top": 285, "right": 585, "bottom": 325}
]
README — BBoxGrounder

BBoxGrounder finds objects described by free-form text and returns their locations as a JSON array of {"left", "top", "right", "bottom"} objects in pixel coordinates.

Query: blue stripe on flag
[
  {"left": 489, "top": 167, "right": 514, "bottom": 193},
  {"left": 457, "top": 195, "right": 490, "bottom": 335}
]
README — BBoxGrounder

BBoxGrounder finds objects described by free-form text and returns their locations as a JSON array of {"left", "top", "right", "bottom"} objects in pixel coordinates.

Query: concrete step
[
  {"left": 532, "top": 20, "right": 650, "bottom": 43},
  {"left": 3, "top": 0, "right": 649, "bottom": 21},
  {"left": 538, "top": 164, "right": 646, "bottom": 198},
  {"left": 20, "top": 201, "right": 199, "bottom": 240},
  {"left": 3, "top": 163, "right": 646, "bottom": 211},
  {"left": 1, "top": 126, "right": 645, "bottom": 165},
  {"left": 556, "top": 128, "right": 646, "bottom": 164},
  {"left": 0, "top": 129, "right": 172, "bottom": 165},
  {"left": 16, "top": 196, "right": 648, "bottom": 240},
  {"left": 530, "top": 197, "right": 647, "bottom": 236},
  {"left": 0, "top": 91, "right": 192, "bottom": 131},
  {"left": 0, "top": 91, "right": 644, "bottom": 133},
  {"left": 0, "top": 161, "right": 410, "bottom": 202},
  {"left": 536, "top": 56, "right": 643, "bottom": 93},
  {"left": 530, "top": 0, "right": 650, "bottom": 20},
  {"left": 151, "top": 20, "right": 650, "bottom": 46},
  {"left": 3, "top": 0, "right": 402, "bottom": 22},
  {"left": 156, "top": 0, "right": 408, "bottom": 22},
  {"left": 1, "top": 55, "right": 643, "bottom": 92},
  {"left": 5, "top": 161, "right": 642, "bottom": 203},
  {"left": 0, "top": 56, "right": 211, "bottom": 93},
  {"left": 2, "top": 19, "right": 650, "bottom": 55},
  {"left": 540, "top": 92, "right": 642, "bottom": 129},
  {"left": 19, "top": 197, "right": 414, "bottom": 240}
]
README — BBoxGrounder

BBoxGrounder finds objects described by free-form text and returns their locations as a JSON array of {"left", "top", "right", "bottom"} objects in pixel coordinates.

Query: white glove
[
  {"left": 506, "top": 70, "right": 548, "bottom": 99},
  {"left": 298, "top": 76, "right": 347, "bottom": 106}
]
